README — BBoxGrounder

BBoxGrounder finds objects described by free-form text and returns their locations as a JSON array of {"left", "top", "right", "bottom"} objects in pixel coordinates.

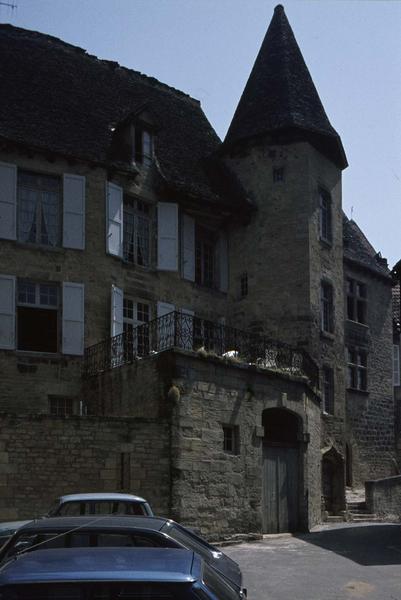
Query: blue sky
[{"left": 2, "top": 0, "right": 401, "bottom": 267}]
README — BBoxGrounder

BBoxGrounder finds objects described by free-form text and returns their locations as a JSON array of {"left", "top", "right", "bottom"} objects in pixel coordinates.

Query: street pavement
[{"left": 224, "top": 523, "right": 401, "bottom": 600}]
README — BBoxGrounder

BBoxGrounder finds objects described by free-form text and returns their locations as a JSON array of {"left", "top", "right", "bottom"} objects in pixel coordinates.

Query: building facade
[{"left": 0, "top": 5, "right": 397, "bottom": 537}]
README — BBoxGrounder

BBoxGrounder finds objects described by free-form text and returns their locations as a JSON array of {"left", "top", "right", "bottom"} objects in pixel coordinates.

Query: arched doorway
[
  {"left": 262, "top": 408, "right": 301, "bottom": 533},
  {"left": 321, "top": 447, "right": 345, "bottom": 515}
]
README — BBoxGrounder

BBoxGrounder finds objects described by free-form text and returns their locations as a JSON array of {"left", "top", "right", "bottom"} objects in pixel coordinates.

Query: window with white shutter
[
  {"left": 0, "top": 274, "right": 16, "bottom": 349},
  {"left": 157, "top": 203, "right": 178, "bottom": 271},
  {"left": 0, "top": 162, "right": 17, "bottom": 240},
  {"left": 62, "top": 282, "right": 84, "bottom": 356},
  {"left": 111, "top": 285, "right": 124, "bottom": 337},
  {"left": 63, "top": 174, "right": 86, "bottom": 250},
  {"left": 106, "top": 182, "right": 123, "bottom": 257}
]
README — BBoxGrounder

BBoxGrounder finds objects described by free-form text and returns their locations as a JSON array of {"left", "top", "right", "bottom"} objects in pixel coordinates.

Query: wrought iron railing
[{"left": 83, "top": 311, "right": 319, "bottom": 388}]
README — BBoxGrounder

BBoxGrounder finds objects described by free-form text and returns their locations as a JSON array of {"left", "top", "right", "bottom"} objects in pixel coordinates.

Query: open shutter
[
  {"left": 63, "top": 174, "right": 86, "bottom": 250},
  {"left": 217, "top": 231, "right": 229, "bottom": 292},
  {"left": 0, "top": 162, "right": 17, "bottom": 241},
  {"left": 0, "top": 274, "right": 15, "bottom": 349},
  {"left": 111, "top": 285, "right": 124, "bottom": 337},
  {"left": 157, "top": 202, "right": 178, "bottom": 271},
  {"left": 106, "top": 182, "right": 123, "bottom": 257},
  {"left": 62, "top": 282, "right": 84, "bottom": 355},
  {"left": 181, "top": 214, "right": 195, "bottom": 281}
]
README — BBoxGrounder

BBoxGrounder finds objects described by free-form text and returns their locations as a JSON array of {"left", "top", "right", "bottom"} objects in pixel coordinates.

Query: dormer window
[{"left": 133, "top": 126, "right": 153, "bottom": 167}]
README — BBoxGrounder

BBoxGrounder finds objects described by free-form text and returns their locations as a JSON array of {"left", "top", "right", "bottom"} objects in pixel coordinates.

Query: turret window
[
  {"left": 321, "top": 281, "right": 334, "bottom": 333},
  {"left": 346, "top": 279, "right": 367, "bottom": 324},
  {"left": 319, "top": 188, "right": 332, "bottom": 243}
]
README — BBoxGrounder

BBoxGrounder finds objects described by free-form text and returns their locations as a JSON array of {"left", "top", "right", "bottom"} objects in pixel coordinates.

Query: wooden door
[{"left": 262, "top": 444, "right": 299, "bottom": 533}]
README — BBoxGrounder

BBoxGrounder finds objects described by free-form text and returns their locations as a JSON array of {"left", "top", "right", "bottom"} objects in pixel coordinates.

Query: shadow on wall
[{"left": 295, "top": 524, "right": 401, "bottom": 566}]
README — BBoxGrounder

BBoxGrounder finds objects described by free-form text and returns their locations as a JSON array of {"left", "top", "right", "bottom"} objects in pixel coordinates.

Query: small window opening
[
  {"left": 322, "top": 367, "right": 334, "bottom": 414},
  {"left": 222, "top": 425, "right": 239, "bottom": 454},
  {"left": 49, "top": 396, "right": 74, "bottom": 417},
  {"left": 273, "top": 167, "right": 284, "bottom": 182},
  {"left": 240, "top": 272, "right": 248, "bottom": 298}
]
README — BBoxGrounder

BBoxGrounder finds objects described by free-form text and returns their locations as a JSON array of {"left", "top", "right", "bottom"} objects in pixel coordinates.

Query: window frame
[
  {"left": 17, "top": 170, "right": 62, "bottom": 248},
  {"left": 346, "top": 278, "right": 367, "bottom": 324},
  {"left": 322, "top": 366, "right": 334, "bottom": 415},
  {"left": 17, "top": 280, "right": 60, "bottom": 353},
  {"left": 123, "top": 196, "right": 152, "bottom": 268},
  {"left": 195, "top": 225, "right": 217, "bottom": 289},
  {"left": 319, "top": 188, "right": 332, "bottom": 244},
  {"left": 132, "top": 123, "right": 153, "bottom": 167},
  {"left": 347, "top": 347, "right": 368, "bottom": 392},
  {"left": 321, "top": 280, "right": 334, "bottom": 334},
  {"left": 123, "top": 297, "right": 151, "bottom": 357},
  {"left": 49, "top": 396, "right": 74, "bottom": 417},
  {"left": 222, "top": 424, "right": 240, "bottom": 455}
]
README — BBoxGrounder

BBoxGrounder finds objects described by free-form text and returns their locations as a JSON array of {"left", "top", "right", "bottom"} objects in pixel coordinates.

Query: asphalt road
[{"left": 224, "top": 523, "right": 401, "bottom": 600}]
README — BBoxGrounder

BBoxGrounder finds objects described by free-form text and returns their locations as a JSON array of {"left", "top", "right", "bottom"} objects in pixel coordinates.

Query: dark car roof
[
  {"left": 17, "top": 515, "right": 169, "bottom": 532},
  {"left": 0, "top": 547, "right": 198, "bottom": 585}
]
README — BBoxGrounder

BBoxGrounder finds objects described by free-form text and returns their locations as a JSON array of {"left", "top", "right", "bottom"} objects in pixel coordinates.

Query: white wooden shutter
[
  {"left": 217, "top": 231, "right": 229, "bottom": 292},
  {"left": 111, "top": 285, "right": 124, "bottom": 336},
  {"left": 0, "top": 162, "right": 17, "bottom": 241},
  {"left": 106, "top": 182, "right": 123, "bottom": 257},
  {"left": 181, "top": 214, "right": 195, "bottom": 281},
  {"left": 0, "top": 274, "right": 15, "bottom": 350},
  {"left": 157, "top": 202, "right": 178, "bottom": 271},
  {"left": 157, "top": 301, "right": 175, "bottom": 318},
  {"left": 63, "top": 174, "right": 86, "bottom": 250},
  {"left": 62, "top": 282, "right": 84, "bottom": 355}
]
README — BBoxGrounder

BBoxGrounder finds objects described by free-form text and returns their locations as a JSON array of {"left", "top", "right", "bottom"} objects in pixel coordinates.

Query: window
[
  {"left": 321, "top": 281, "right": 334, "bottom": 333},
  {"left": 17, "top": 171, "right": 61, "bottom": 246},
  {"left": 393, "top": 344, "right": 400, "bottom": 386},
  {"left": 273, "top": 167, "right": 284, "bottom": 182},
  {"left": 322, "top": 367, "right": 334, "bottom": 414},
  {"left": 123, "top": 298, "right": 150, "bottom": 356},
  {"left": 222, "top": 425, "right": 239, "bottom": 454},
  {"left": 123, "top": 197, "right": 151, "bottom": 267},
  {"left": 347, "top": 279, "right": 367, "bottom": 324},
  {"left": 49, "top": 396, "right": 74, "bottom": 417},
  {"left": 133, "top": 126, "right": 153, "bottom": 167},
  {"left": 319, "top": 188, "right": 332, "bottom": 243},
  {"left": 347, "top": 348, "right": 367, "bottom": 391},
  {"left": 195, "top": 226, "right": 216, "bottom": 288},
  {"left": 17, "top": 281, "right": 59, "bottom": 352},
  {"left": 240, "top": 272, "right": 248, "bottom": 298}
]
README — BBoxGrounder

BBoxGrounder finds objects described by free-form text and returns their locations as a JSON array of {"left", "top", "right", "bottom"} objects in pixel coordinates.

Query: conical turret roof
[{"left": 224, "top": 5, "right": 347, "bottom": 169}]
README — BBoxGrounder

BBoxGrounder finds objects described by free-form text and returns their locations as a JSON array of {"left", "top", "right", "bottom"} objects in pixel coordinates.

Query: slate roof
[
  {"left": 0, "top": 24, "right": 248, "bottom": 211},
  {"left": 343, "top": 214, "right": 390, "bottom": 279},
  {"left": 224, "top": 5, "right": 347, "bottom": 169}
]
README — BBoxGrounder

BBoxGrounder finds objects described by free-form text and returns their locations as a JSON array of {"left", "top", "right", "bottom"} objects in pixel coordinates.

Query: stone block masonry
[{"left": 0, "top": 414, "right": 170, "bottom": 520}]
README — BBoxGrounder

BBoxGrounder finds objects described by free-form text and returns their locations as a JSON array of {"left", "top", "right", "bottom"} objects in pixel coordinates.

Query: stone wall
[
  {"left": 0, "top": 414, "right": 170, "bottom": 520},
  {"left": 345, "top": 262, "right": 396, "bottom": 484},
  {"left": 365, "top": 475, "right": 401, "bottom": 520},
  {"left": 167, "top": 351, "right": 322, "bottom": 539}
]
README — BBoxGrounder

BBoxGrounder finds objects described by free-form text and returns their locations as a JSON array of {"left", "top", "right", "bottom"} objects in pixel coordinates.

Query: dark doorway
[
  {"left": 322, "top": 447, "right": 345, "bottom": 515},
  {"left": 262, "top": 408, "right": 301, "bottom": 533}
]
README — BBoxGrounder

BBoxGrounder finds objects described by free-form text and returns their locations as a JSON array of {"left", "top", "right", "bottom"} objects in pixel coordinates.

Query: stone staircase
[{"left": 346, "top": 487, "right": 381, "bottom": 523}]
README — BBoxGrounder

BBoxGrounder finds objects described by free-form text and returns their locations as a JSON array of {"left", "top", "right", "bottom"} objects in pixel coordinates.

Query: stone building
[{"left": 0, "top": 5, "right": 397, "bottom": 536}]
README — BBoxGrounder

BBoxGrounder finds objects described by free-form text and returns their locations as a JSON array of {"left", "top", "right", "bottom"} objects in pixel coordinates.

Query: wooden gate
[{"left": 262, "top": 443, "right": 299, "bottom": 533}]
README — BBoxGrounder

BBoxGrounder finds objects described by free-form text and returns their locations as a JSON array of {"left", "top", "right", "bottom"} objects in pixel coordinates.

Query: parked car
[
  {"left": 0, "top": 547, "right": 245, "bottom": 599},
  {"left": 0, "top": 522, "right": 31, "bottom": 547},
  {"left": 0, "top": 515, "right": 244, "bottom": 595},
  {"left": 46, "top": 492, "right": 153, "bottom": 517}
]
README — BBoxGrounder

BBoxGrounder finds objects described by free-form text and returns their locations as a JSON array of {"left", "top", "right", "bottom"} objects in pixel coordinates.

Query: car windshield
[{"left": 56, "top": 501, "right": 146, "bottom": 516}]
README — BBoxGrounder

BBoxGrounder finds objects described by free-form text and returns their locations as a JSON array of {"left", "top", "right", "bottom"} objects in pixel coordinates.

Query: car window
[
  {"left": 56, "top": 500, "right": 147, "bottom": 516},
  {"left": 57, "top": 501, "right": 83, "bottom": 516},
  {"left": 160, "top": 525, "right": 212, "bottom": 562}
]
